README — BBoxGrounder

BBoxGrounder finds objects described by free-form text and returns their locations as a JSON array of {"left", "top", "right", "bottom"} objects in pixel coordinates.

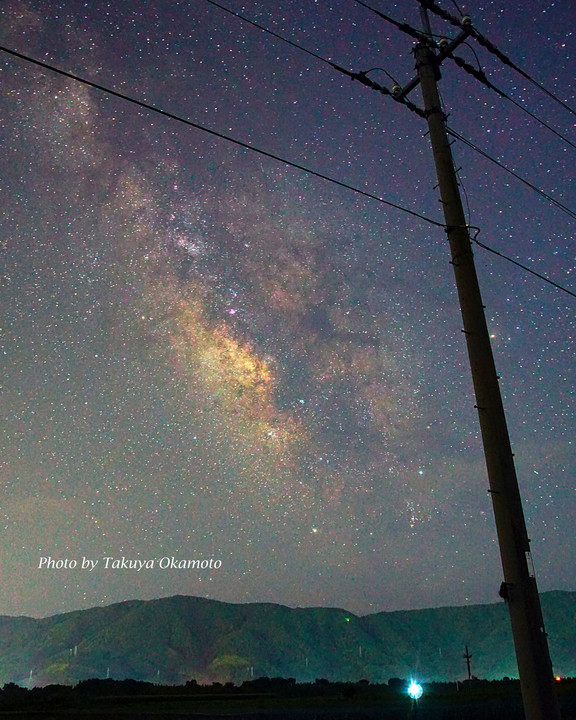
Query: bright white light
[{"left": 408, "top": 681, "right": 423, "bottom": 700}]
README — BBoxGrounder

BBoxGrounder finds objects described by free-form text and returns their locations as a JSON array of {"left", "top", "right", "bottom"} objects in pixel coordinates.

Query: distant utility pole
[
  {"left": 463, "top": 645, "right": 472, "bottom": 681},
  {"left": 392, "top": 6, "right": 561, "bottom": 720}
]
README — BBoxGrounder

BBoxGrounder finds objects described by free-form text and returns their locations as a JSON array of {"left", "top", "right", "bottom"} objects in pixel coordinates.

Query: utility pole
[
  {"left": 391, "top": 7, "right": 561, "bottom": 720},
  {"left": 463, "top": 645, "right": 472, "bottom": 681}
]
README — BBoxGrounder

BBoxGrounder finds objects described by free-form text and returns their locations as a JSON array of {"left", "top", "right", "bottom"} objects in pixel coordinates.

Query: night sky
[{"left": 0, "top": 0, "right": 574, "bottom": 620}]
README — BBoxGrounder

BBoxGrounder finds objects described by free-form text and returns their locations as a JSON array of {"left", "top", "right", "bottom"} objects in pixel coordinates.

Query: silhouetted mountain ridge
[{"left": 1, "top": 591, "right": 574, "bottom": 687}]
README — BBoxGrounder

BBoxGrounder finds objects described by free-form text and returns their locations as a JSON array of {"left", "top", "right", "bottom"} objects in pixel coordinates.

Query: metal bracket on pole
[{"left": 394, "top": 29, "right": 471, "bottom": 100}]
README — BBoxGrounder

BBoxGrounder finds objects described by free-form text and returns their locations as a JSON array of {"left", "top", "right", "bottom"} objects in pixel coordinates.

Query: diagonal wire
[
  {"left": 204, "top": 0, "right": 350, "bottom": 74},
  {"left": 447, "top": 53, "right": 576, "bottom": 152},
  {"left": 1, "top": 44, "right": 573, "bottom": 300},
  {"left": 0, "top": 42, "right": 444, "bottom": 227},
  {"left": 446, "top": 126, "right": 576, "bottom": 222},
  {"left": 419, "top": 0, "right": 576, "bottom": 119},
  {"left": 349, "top": 0, "right": 576, "bottom": 149},
  {"left": 351, "top": 0, "right": 427, "bottom": 42},
  {"left": 472, "top": 235, "right": 576, "bottom": 299},
  {"left": 206, "top": 0, "right": 426, "bottom": 118},
  {"left": 204, "top": 0, "right": 427, "bottom": 118}
]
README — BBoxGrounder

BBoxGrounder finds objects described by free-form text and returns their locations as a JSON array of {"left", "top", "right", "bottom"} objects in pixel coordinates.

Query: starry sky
[{"left": 0, "top": 0, "right": 574, "bottom": 620}]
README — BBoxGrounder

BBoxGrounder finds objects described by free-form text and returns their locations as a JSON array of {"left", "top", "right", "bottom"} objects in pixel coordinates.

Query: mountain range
[{"left": 1, "top": 591, "right": 575, "bottom": 687}]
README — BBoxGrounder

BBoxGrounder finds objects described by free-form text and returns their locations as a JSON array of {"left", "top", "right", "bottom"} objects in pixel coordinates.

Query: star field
[{"left": 0, "top": 0, "right": 574, "bottom": 618}]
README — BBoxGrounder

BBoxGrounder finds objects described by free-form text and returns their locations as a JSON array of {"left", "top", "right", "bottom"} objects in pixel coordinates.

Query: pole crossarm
[
  {"left": 393, "top": 28, "right": 471, "bottom": 100},
  {"left": 418, "top": 0, "right": 576, "bottom": 118}
]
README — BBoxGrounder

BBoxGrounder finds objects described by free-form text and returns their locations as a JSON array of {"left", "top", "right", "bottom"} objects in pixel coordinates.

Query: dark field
[{"left": 1, "top": 678, "right": 576, "bottom": 720}]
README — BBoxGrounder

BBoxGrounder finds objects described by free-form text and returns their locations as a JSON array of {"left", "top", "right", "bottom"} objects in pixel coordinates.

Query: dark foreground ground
[{"left": 1, "top": 677, "right": 575, "bottom": 719}]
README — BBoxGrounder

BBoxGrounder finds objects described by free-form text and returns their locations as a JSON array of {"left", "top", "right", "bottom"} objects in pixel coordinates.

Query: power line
[
  {"left": 203, "top": 0, "right": 347, "bottom": 74},
  {"left": 349, "top": 0, "right": 576, "bottom": 152},
  {"left": 471, "top": 234, "right": 576, "bottom": 300},
  {"left": 351, "top": 0, "right": 426, "bottom": 42},
  {"left": 419, "top": 0, "right": 576, "bottom": 119},
  {"left": 1, "top": 44, "right": 572, "bottom": 300},
  {"left": 206, "top": 0, "right": 574, "bottom": 298},
  {"left": 462, "top": 41, "right": 483, "bottom": 73},
  {"left": 447, "top": 52, "right": 576, "bottom": 153},
  {"left": 449, "top": 0, "right": 465, "bottom": 17},
  {"left": 0, "top": 42, "right": 442, "bottom": 227},
  {"left": 446, "top": 126, "right": 576, "bottom": 223},
  {"left": 444, "top": 106, "right": 576, "bottom": 301},
  {"left": 204, "top": 0, "right": 427, "bottom": 118}
]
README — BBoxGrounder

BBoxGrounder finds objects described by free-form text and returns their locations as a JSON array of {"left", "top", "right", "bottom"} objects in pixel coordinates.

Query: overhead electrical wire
[
  {"left": 419, "top": 0, "right": 576, "bottom": 119},
  {"left": 471, "top": 236, "right": 576, "bottom": 300},
  {"left": 444, "top": 112, "right": 576, "bottom": 298},
  {"left": 462, "top": 41, "right": 482, "bottom": 73},
  {"left": 350, "top": 0, "right": 576, "bottom": 151},
  {"left": 0, "top": 42, "right": 443, "bottom": 228},
  {"left": 203, "top": 0, "right": 348, "bottom": 74},
  {"left": 206, "top": 0, "right": 575, "bottom": 223},
  {"left": 351, "top": 0, "right": 427, "bottom": 42},
  {"left": 202, "top": 0, "right": 426, "bottom": 118},
  {"left": 0, "top": 35, "right": 573, "bottom": 300},
  {"left": 446, "top": 52, "right": 576, "bottom": 152},
  {"left": 446, "top": 125, "right": 576, "bottom": 223},
  {"left": 440, "top": 91, "right": 576, "bottom": 301},
  {"left": 349, "top": 0, "right": 576, "bottom": 152},
  {"left": 343, "top": 2, "right": 576, "bottom": 219},
  {"left": 343, "top": 3, "right": 575, "bottom": 297},
  {"left": 202, "top": 2, "right": 575, "bottom": 299},
  {"left": 449, "top": 0, "right": 465, "bottom": 17}
]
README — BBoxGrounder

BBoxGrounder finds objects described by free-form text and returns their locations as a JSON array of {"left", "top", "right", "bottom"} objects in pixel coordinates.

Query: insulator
[{"left": 461, "top": 15, "right": 472, "bottom": 26}]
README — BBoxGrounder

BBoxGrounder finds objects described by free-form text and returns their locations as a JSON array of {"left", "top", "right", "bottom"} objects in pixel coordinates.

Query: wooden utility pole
[{"left": 397, "top": 8, "right": 561, "bottom": 720}]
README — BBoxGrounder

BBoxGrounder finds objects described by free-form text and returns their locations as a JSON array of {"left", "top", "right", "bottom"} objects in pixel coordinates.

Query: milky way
[{"left": 0, "top": 0, "right": 574, "bottom": 618}]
